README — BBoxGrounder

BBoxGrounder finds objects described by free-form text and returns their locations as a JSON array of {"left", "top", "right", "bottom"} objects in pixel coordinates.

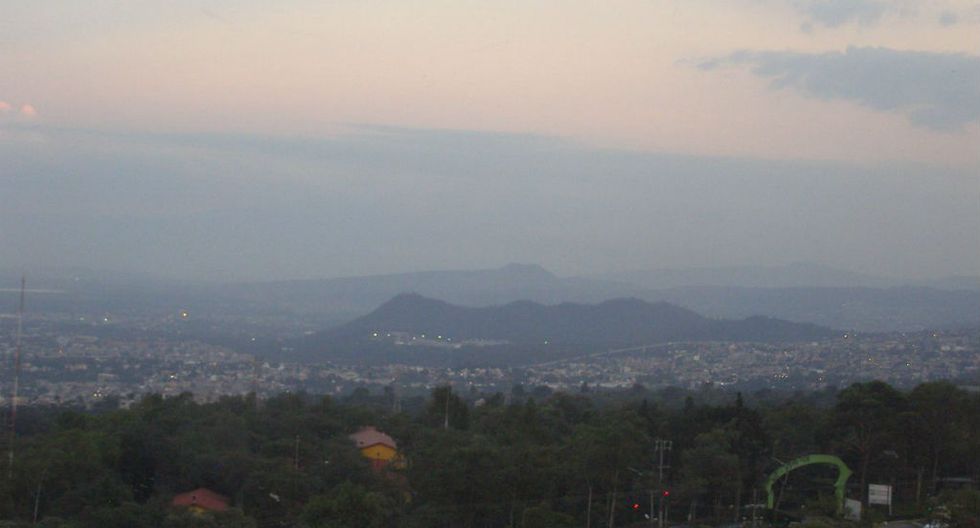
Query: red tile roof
[
  {"left": 349, "top": 426, "right": 397, "bottom": 450},
  {"left": 172, "top": 488, "right": 230, "bottom": 512}
]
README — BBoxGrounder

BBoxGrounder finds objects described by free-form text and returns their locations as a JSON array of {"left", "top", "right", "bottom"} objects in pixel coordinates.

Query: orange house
[
  {"left": 172, "top": 487, "right": 230, "bottom": 514},
  {"left": 349, "top": 426, "right": 403, "bottom": 470}
]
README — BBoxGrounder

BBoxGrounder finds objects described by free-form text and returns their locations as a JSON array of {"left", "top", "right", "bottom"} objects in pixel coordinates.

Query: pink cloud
[
  {"left": 19, "top": 104, "right": 38, "bottom": 118},
  {"left": 0, "top": 101, "right": 12, "bottom": 113}
]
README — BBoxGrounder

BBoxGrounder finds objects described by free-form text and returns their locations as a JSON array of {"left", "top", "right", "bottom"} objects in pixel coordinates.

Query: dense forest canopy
[{"left": 0, "top": 381, "right": 977, "bottom": 528}]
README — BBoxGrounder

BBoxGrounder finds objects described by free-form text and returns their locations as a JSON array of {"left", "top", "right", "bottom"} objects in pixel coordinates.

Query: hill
[
  {"left": 597, "top": 262, "right": 980, "bottom": 290},
  {"left": 221, "top": 264, "right": 980, "bottom": 331},
  {"left": 300, "top": 294, "right": 835, "bottom": 365},
  {"left": 6, "top": 264, "right": 977, "bottom": 333},
  {"left": 647, "top": 285, "right": 980, "bottom": 332},
  {"left": 228, "top": 263, "right": 633, "bottom": 322}
]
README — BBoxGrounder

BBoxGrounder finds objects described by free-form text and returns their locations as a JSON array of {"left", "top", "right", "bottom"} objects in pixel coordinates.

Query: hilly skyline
[
  {"left": 1, "top": 3, "right": 977, "bottom": 526},
  {"left": 2, "top": 262, "right": 979, "bottom": 333},
  {"left": 320, "top": 293, "right": 836, "bottom": 344},
  {"left": 295, "top": 292, "right": 836, "bottom": 366}
]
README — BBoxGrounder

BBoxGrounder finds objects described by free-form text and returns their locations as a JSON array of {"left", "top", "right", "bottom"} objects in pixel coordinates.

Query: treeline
[{"left": 0, "top": 381, "right": 978, "bottom": 528}]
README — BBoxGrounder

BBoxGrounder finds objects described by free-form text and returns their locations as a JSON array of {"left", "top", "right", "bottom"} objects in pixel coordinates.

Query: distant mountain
[
  {"left": 0, "top": 270, "right": 236, "bottom": 317},
  {"left": 910, "top": 276, "right": 980, "bottom": 291},
  {"left": 597, "top": 262, "right": 904, "bottom": 290},
  {"left": 597, "top": 262, "right": 980, "bottom": 291},
  {"left": 0, "top": 263, "right": 630, "bottom": 322},
  {"left": 6, "top": 263, "right": 977, "bottom": 333},
  {"left": 228, "top": 263, "right": 635, "bottom": 322},
  {"left": 645, "top": 286, "right": 980, "bottom": 333},
  {"left": 312, "top": 293, "right": 835, "bottom": 350},
  {"left": 272, "top": 263, "right": 978, "bottom": 333}
]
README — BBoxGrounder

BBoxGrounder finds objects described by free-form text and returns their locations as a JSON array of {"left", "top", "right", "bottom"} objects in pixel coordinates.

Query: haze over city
[
  {"left": 3, "top": 3, "right": 980, "bottom": 527},
  {"left": 2, "top": 0, "right": 979, "bottom": 281}
]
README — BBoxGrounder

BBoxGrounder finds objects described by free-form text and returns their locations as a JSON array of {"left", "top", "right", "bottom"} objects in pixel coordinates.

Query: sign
[
  {"left": 844, "top": 498, "right": 862, "bottom": 521},
  {"left": 869, "top": 484, "right": 892, "bottom": 506}
]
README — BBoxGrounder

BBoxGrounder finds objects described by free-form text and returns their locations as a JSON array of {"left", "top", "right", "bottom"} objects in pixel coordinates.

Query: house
[
  {"left": 172, "top": 487, "right": 230, "bottom": 513},
  {"left": 349, "top": 426, "right": 401, "bottom": 470}
]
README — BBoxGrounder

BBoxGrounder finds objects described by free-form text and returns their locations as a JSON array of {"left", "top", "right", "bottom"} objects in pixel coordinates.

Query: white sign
[
  {"left": 869, "top": 484, "right": 892, "bottom": 506},
  {"left": 845, "top": 498, "right": 862, "bottom": 521}
]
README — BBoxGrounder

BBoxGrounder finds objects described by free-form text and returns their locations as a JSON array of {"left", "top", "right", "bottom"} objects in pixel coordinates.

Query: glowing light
[{"left": 19, "top": 104, "right": 37, "bottom": 118}]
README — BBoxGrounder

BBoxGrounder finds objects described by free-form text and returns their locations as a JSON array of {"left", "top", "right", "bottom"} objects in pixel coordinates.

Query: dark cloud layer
[
  {"left": 938, "top": 10, "right": 959, "bottom": 26},
  {"left": 1, "top": 123, "right": 977, "bottom": 281},
  {"left": 791, "top": 0, "right": 895, "bottom": 27},
  {"left": 702, "top": 46, "right": 980, "bottom": 130}
]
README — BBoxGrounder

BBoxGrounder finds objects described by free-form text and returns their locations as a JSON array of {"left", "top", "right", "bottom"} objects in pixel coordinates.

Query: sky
[{"left": 1, "top": 0, "right": 978, "bottom": 281}]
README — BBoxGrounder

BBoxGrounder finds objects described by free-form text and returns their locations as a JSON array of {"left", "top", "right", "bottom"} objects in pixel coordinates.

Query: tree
[
  {"left": 302, "top": 482, "right": 393, "bottom": 528},
  {"left": 831, "top": 381, "right": 907, "bottom": 505},
  {"left": 522, "top": 505, "right": 576, "bottom": 528},
  {"left": 906, "top": 382, "right": 969, "bottom": 500},
  {"left": 425, "top": 386, "right": 469, "bottom": 430},
  {"left": 568, "top": 414, "right": 647, "bottom": 528},
  {"left": 679, "top": 428, "right": 741, "bottom": 522},
  {"left": 763, "top": 402, "right": 825, "bottom": 460},
  {"left": 728, "top": 393, "right": 770, "bottom": 522},
  {"left": 162, "top": 508, "right": 256, "bottom": 528}
]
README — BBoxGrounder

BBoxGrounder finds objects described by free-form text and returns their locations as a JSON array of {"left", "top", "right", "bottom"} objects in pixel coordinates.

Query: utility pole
[
  {"left": 655, "top": 439, "right": 672, "bottom": 528},
  {"left": 586, "top": 483, "right": 592, "bottom": 528},
  {"left": 443, "top": 387, "right": 450, "bottom": 430},
  {"left": 650, "top": 489, "right": 655, "bottom": 527},
  {"left": 32, "top": 467, "right": 47, "bottom": 524}
]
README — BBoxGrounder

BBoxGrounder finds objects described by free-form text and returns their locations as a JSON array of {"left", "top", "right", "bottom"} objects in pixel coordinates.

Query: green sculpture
[{"left": 764, "top": 454, "right": 853, "bottom": 513}]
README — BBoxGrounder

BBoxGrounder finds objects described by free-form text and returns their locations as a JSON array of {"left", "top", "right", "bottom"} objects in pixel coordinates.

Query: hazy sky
[{"left": 1, "top": 0, "right": 978, "bottom": 280}]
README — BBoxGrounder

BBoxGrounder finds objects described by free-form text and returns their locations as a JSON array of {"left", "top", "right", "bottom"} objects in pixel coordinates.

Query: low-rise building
[
  {"left": 172, "top": 487, "right": 230, "bottom": 514},
  {"left": 349, "top": 426, "right": 401, "bottom": 471}
]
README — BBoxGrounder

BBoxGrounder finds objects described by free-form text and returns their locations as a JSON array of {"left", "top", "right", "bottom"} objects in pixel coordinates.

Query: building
[
  {"left": 349, "top": 426, "right": 401, "bottom": 471},
  {"left": 172, "top": 487, "right": 230, "bottom": 513}
]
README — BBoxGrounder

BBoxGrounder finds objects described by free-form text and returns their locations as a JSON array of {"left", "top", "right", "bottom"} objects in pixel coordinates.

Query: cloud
[
  {"left": 939, "top": 10, "right": 958, "bottom": 26},
  {"left": 701, "top": 46, "right": 980, "bottom": 131},
  {"left": 19, "top": 104, "right": 38, "bottom": 118},
  {"left": 790, "top": 0, "right": 897, "bottom": 27},
  {"left": 0, "top": 101, "right": 12, "bottom": 113},
  {"left": 2, "top": 123, "right": 978, "bottom": 280}
]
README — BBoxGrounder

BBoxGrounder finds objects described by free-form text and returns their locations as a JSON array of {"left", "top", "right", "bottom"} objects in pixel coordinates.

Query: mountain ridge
[
  {"left": 594, "top": 262, "right": 980, "bottom": 290},
  {"left": 6, "top": 263, "right": 978, "bottom": 332},
  {"left": 312, "top": 293, "right": 836, "bottom": 350}
]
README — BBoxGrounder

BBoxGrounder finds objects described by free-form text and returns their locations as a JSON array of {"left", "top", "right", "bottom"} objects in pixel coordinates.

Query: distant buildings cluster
[{"left": 1, "top": 313, "right": 977, "bottom": 407}]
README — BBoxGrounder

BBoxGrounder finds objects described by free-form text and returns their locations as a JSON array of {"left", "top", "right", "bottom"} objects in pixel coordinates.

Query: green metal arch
[{"left": 764, "top": 454, "right": 853, "bottom": 512}]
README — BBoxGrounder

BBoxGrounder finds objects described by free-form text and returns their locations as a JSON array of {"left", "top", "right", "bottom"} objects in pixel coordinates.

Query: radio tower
[{"left": 7, "top": 275, "right": 25, "bottom": 479}]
